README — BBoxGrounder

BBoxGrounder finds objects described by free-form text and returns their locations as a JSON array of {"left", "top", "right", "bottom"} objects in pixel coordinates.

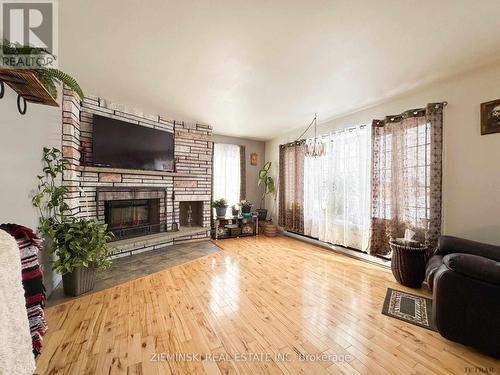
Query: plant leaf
[{"left": 45, "top": 68, "right": 84, "bottom": 99}]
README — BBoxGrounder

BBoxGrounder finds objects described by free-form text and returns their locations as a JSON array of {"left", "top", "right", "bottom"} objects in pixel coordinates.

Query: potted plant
[
  {"left": 32, "top": 147, "right": 112, "bottom": 296},
  {"left": 212, "top": 198, "right": 228, "bottom": 218},
  {"left": 231, "top": 203, "right": 240, "bottom": 217},
  {"left": 0, "top": 41, "right": 84, "bottom": 99},
  {"left": 240, "top": 200, "right": 252, "bottom": 218},
  {"left": 256, "top": 161, "right": 275, "bottom": 220},
  {"left": 53, "top": 218, "right": 112, "bottom": 296}
]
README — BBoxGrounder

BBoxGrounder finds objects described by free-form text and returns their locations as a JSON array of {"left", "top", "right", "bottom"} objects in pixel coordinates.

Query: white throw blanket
[{"left": 0, "top": 230, "right": 35, "bottom": 375}]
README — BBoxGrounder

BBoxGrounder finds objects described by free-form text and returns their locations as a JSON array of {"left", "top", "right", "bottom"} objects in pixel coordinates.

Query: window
[
  {"left": 213, "top": 143, "right": 241, "bottom": 207},
  {"left": 403, "top": 122, "right": 431, "bottom": 228},
  {"left": 373, "top": 122, "right": 431, "bottom": 226},
  {"left": 303, "top": 126, "right": 371, "bottom": 251},
  {"left": 370, "top": 103, "right": 444, "bottom": 256}
]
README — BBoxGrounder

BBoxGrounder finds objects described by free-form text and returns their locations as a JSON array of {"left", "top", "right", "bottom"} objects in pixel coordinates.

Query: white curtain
[
  {"left": 303, "top": 126, "right": 370, "bottom": 252},
  {"left": 213, "top": 143, "right": 241, "bottom": 206}
]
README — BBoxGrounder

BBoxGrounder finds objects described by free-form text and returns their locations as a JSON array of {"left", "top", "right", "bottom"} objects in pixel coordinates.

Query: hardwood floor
[
  {"left": 35, "top": 236, "right": 499, "bottom": 374},
  {"left": 47, "top": 240, "right": 219, "bottom": 306}
]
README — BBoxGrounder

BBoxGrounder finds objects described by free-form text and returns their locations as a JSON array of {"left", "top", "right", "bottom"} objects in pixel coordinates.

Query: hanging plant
[{"left": 0, "top": 41, "right": 84, "bottom": 99}]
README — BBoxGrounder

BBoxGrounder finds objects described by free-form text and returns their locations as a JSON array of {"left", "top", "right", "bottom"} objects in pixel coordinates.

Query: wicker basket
[
  {"left": 389, "top": 240, "right": 428, "bottom": 288},
  {"left": 264, "top": 224, "right": 278, "bottom": 237}
]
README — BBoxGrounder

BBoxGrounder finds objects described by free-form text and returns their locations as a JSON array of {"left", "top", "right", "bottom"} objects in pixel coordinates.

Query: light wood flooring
[
  {"left": 35, "top": 236, "right": 499, "bottom": 374},
  {"left": 48, "top": 240, "right": 219, "bottom": 306}
]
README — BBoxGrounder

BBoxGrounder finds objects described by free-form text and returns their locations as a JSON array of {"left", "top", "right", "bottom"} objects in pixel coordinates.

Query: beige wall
[
  {"left": 0, "top": 87, "right": 62, "bottom": 293},
  {"left": 212, "top": 134, "right": 267, "bottom": 208},
  {"left": 266, "top": 62, "right": 500, "bottom": 245}
]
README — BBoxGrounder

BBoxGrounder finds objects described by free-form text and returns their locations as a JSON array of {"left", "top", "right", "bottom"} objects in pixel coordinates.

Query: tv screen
[{"left": 92, "top": 115, "right": 174, "bottom": 171}]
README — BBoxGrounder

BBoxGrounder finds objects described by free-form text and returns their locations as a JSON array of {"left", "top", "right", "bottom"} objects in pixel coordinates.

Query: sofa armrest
[
  {"left": 443, "top": 253, "right": 500, "bottom": 285},
  {"left": 436, "top": 236, "right": 500, "bottom": 262}
]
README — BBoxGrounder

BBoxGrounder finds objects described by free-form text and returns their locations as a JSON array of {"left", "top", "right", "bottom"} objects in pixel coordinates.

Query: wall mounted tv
[{"left": 92, "top": 115, "right": 174, "bottom": 172}]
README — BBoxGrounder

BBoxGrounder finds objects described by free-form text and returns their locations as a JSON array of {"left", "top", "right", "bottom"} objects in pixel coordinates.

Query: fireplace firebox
[{"left": 105, "top": 199, "right": 160, "bottom": 240}]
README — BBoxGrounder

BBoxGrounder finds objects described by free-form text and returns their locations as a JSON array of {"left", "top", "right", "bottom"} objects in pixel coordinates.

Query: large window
[
  {"left": 303, "top": 126, "right": 370, "bottom": 251},
  {"left": 213, "top": 143, "right": 241, "bottom": 207},
  {"left": 279, "top": 103, "right": 443, "bottom": 257},
  {"left": 370, "top": 103, "right": 444, "bottom": 256}
]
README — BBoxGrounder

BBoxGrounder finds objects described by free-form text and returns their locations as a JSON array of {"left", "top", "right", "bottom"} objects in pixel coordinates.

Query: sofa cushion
[
  {"left": 436, "top": 236, "right": 500, "bottom": 262},
  {"left": 425, "top": 254, "right": 443, "bottom": 290},
  {"left": 443, "top": 253, "right": 500, "bottom": 285}
]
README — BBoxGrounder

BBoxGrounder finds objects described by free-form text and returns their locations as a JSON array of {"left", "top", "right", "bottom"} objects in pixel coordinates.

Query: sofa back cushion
[
  {"left": 436, "top": 236, "right": 500, "bottom": 262},
  {"left": 444, "top": 253, "right": 500, "bottom": 285}
]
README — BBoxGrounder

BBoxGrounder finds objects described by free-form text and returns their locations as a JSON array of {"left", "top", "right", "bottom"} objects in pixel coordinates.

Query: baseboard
[{"left": 282, "top": 230, "right": 391, "bottom": 268}]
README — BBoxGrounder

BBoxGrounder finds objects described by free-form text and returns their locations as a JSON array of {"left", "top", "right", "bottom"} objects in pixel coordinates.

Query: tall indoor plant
[
  {"left": 32, "top": 147, "right": 112, "bottom": 296},
  {"left": 256, "top": 161, "right": 275, "bottom": 220}
]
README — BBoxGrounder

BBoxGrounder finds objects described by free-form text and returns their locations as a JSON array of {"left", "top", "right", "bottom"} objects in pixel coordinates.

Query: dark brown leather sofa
[{"left": 425, "top": 236, "right": 500, "bottom": 357}]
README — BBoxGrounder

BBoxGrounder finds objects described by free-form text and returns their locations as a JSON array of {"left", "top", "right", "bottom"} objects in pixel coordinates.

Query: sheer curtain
[
  {"left": 370, "top": 103, "right": 444, "bottom": 256},
  {"left": 303, "top": 126, "right": 370, "bottom": 251},
  {"left": 213, "top": 143, "right": 241, "bottom": 206}
]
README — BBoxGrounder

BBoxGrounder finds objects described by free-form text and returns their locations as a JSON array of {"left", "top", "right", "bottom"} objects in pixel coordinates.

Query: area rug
[{"left": 382, "top": 288, "right": 437, "bottom": 331}]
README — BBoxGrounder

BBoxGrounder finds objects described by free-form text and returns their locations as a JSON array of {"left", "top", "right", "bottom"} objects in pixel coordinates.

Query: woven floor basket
[
  {"left": 264, "top": 224, "right": 278, "bottom": 237},
  {"left": 389, "top": 241, "right": 428, "bottom": 288}
]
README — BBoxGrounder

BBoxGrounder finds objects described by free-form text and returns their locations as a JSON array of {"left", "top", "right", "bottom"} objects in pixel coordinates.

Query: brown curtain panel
[
  {"left": 239, "top": 145, "right": 246, "bottom": 201},
  {"left": 279, "top": 141, "right": 305, "bottom": 233},
  {"left": 369, "top": 103, "right": 444, "bottom": 256}
]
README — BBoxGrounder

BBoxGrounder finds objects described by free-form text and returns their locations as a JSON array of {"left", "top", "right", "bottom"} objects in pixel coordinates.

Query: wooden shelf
[
  {"left": 0, "top": 67, "right": 58, "bottom": 107},
  {"left": 76, "top": 165, "right": 194, "bottom": 177},
  {"left": 212, "top": 216, "right": 258, "bottom": 239}
]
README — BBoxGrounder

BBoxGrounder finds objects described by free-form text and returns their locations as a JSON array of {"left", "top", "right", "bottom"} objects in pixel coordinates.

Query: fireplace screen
[{"left": 105, "top": 199, "right": 160, "bottom": 240}]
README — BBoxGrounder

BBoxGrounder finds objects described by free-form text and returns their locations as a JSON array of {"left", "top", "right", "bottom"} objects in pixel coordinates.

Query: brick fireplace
[
  {"left": 97, "top": 187, "right": 166, "bottom": 240},
  {"left": 60, "top": 89, "right": 213, "bottom": 257}
]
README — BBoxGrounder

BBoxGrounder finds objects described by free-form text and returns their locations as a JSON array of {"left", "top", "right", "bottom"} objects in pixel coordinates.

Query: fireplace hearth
[{"left": 105, "top": 199, "right": 160, "bottom": 240}]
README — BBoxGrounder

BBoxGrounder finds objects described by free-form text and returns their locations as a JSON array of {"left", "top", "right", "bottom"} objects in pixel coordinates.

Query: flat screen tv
[{"left": 92, "top": 115, "right": 174, "bottom": 171}]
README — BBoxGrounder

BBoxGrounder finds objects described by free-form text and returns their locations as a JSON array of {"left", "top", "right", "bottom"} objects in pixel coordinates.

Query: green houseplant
[
  {"left": 256, "top": 161, "right": 275, "bottom": 220},
  {"left": 240, "top": 200, "right": 252, "bottom": 218},
  {"left": 54, "top": 219, "right": 112, "bottom": 296},
  {"left": 1, "top": 41, "right": 84, "bottom": 99},
  {"left": 212, "top": 198, "right": 228, "bottom": 218},
  {"left": 32, "top": 147, "right": 112, "bottom": 296}
]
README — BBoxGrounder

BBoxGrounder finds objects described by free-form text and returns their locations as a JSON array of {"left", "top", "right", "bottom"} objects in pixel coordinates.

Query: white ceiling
[{"left": 59, "top": 0, "right": 500, "bottom": 140}]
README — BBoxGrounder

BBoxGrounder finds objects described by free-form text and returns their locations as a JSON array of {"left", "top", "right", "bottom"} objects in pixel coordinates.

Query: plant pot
[
  {"left": 256, "top": 208, "right": 268, "bottom": 220},
  {"left": 241, "top": 212, "right": 252, "bottom": 218},
  {"left": 215, "top": 206, "right": 228, "bottom": 218},
  {"left": 264, "top": 223, "right": 278, "bottom": 237},
  {"left": 62, "top": 266, "right": 97, "bottom": 296}
]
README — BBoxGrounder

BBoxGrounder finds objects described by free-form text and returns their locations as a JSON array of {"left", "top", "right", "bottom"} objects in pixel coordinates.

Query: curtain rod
[
  {"left": 373, "top": 101, "right": 447, "bottom": 127},
  {"left": 281, "top": 101, "right": 447, "bottom": 147},
  {"left": 280, "top": 123, "right": 367, "bottom": 148}
]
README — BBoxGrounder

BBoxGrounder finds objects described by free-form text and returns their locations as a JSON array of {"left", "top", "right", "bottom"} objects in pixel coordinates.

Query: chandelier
[{"left": 304, "top": 113, "right": 326, "bottom": 157}]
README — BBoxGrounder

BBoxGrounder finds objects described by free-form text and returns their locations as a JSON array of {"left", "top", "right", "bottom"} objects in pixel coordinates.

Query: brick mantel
[{"left": 61, "top": 89, "right": 213, "bottom": 257}]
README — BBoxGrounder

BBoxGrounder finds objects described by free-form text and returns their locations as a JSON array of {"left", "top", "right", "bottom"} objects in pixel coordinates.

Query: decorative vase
[
  {"left": 256, "top": 208, "right": 268, "bottom": 220},
  {"left": 62, "top": 266, "right": 97, "bottom": 296},
  {"left": 215, "top": 206, "right": 227, "bottom": 218}
]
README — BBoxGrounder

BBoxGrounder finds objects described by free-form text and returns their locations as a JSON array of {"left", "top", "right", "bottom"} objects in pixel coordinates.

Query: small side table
[{"left": 389, "top": 240, "right": 428, "bottom": 288}]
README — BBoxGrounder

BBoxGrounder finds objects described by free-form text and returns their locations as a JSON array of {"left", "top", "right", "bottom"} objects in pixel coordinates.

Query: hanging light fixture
[{"left": 304, "top": 113, "right": 326, "bottom": 157}]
